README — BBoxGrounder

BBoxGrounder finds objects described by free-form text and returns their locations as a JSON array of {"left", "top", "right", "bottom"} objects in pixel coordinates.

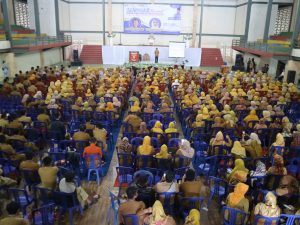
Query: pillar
[
  {"left": 263, "top": 0, "right": 273, "bottom": 41},
  {"left": 2, "top": 0, "right": 12, "bottom": 42},
  {"left": 33, "top": 0, "right": 41, "bottom": 36},
  {"left": 198, "top": 0, "right": 204, "bottom": 47},
  {"left": 244, "top": 0, "right": 252, "bottom": 42}
]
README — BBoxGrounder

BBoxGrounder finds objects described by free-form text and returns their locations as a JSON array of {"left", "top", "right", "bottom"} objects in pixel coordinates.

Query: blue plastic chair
[
  {"left": 208, "top": 176, "right": 227, "bottom": 206},
  {"left": 54, "top": 191, "right": 83, "bottom": 225},
  {"left": 117, "top": 153, "right": 135, "bottom": 167},
  {"left": 31, "top": 203, "right": 55, "bottom": 225},
  {"left": 222, "top": 206, "right": 248, "bottom": 225},
  {"left": 167, "top": 138, "right": 181, "bottom": 151},
  {"left": 143, "top": 167, "right": 163, "bottom": 185},
  {"left": 253, "top": 215, "right": 280, "bottom": 225},
  {"left": 9, "top": 188, "right": 33, "bottom": 216},
  {"left": 174, "top": 167, "right": 188, "bottom": 181},
  {"left": 286, "top": 157, "right": 300, "bottom": 177},
  {"left": 150, "top": 137, "right": 160, "bottom": 149},
  {"left": 116, "top": 166, "right": 134, "bottom": 192},
  {"left": 108, "top": 191, "right": 119, "bottom": 225},
  {"left": 135, "top": 155, "right": 154, "bottom": 169},
  {"left": 153, "top": 113, "right": 164, "bottom": 122},
  {"left": 122, "top": 132, "right": 136, "bottom": 141},
  {"left": 94, "top": 112, "right": 107, "bottom": 122},
  {"left": 122, "top": 214, "right": 139, "bottom": 225},
  {"left": 179, "top": 196, "right": 205, "bottom": 218},
  {"left": 156, "top": 192, "right": 177, "bottom": 215},
  {"left": 20, "top": 169, "right": 40, "bottom": 190},
  {"left": 280, "top": 214, "right": 300, "bottom": 225},
  {"left": 33, "top": 186, "right": 55, "bottom": 206},
  {"left": 173, "top": 155, "right": 191, "bottom": 169},
  {"left": 85, "top": 154, "right": 103, "bottom": 185},
  {"left": 131, "top": 137, "right": 144, "bottom": 152},
  {"left": 156, "top": 158, "right": 172, "bottom": 171},
  {"left": 269, "top": 146, "right": 285, "bottom": 156}
]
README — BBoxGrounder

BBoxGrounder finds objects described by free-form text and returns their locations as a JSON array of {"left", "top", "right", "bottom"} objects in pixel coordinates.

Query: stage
[{"left": 102, "top": 45, "right": 201, "bottom": 67}]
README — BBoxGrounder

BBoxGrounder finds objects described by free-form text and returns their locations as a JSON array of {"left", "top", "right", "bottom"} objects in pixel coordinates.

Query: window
[{"left": 14, "top": 0, "right": 29, "bottom": 28}]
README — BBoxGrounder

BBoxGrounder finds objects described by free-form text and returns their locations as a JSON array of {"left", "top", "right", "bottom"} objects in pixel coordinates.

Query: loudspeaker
[
  {"left": 235, "top": 54, "right": 244, "bottom": 66},
  {"left": 287, "top": 70, "right": 296, "bottom": 84},
  {"left": 73, "top": 50, "right": 79, "bottom": 61}
]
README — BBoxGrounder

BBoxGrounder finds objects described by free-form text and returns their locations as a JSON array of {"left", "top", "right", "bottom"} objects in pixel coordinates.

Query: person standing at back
[{"left": 155, "top": 48, "right": 159, "bottom": 63}]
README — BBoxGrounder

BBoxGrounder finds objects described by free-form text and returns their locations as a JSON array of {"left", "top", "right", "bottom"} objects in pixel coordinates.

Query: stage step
[
  {"left": 80, "top": 45, "right": 103, "bottom": 64},
  {"left": 201, "top": 48, "right": 224, "bottom": 67}
]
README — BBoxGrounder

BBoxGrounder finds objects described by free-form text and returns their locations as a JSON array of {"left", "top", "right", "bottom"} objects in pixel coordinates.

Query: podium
[{"left": 129, "top": 51, "right": 140, "bottom": 62}]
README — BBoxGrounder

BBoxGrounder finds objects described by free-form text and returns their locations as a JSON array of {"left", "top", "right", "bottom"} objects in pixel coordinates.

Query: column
[
  {"left": 2, "top": 0, "right": 12, "bottom": 42},
  {"left": 191, "top": 0, "right": 198, "bottom": 47},
  {"left": 54, "top": 0, "right": 60, "bottom": 36},
  {"left": 33, "top": 0, "right": 41, "bottom": 36},
  {"left": 292, "top": 0, "right": 300, "bottom": 47},
  {"left": 102, "top": 0, "right": 106, "bottom": 45},
  {"left": 244, "top": 0, "right": 252, "bottom": 42},
  {"left": 198, "top": 0, "right": 204, "bottom": 47},
  {"left": 263, "top": 0, "right": 273, "bottom": 41}
]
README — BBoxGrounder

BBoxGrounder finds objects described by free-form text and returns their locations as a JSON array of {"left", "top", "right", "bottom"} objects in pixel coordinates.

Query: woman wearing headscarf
[
  {"left": 176, "top": 139, "right": 195, "bottom": 159},
  {"left": 212, "top": 116, "right": 224, "bottom": 128},
  {"left": 165, "top": 122, "right": 178, "bottom": 134},
  {"left": 243, "top": 132, "right": 263, "bottom": 158},
  {"left": 250, "top": 160, "right": 267, "bottom": 177},
  {"left": 112, "top": 96, "right": 121, "bottom": 108},
  {"left": 117, "top": 137, "right": 132, "bottom": 153},
  {"left": 47, "top": 98, "right": 59, "bottom": 109},
  {"left": 192, "top": 114, "right": 205, "bottom": 129},
  {"left": 231, "top": 141, "right": 246, "bottom": 159},
  {"left": 227, "top": 159, "right": 249, "bottom": 184},
  {"left": 225, "top": 183, "right": 249, "bottom": 225},
  {"left": 82, "top": 101, "right": 92, "bottom": 111},
  {"left": 96, "top": 97, "right": 106, "bottom": 112},
  {"left": 244, "top": 110, "right": 259, "bottom": 127},
  {"left": 155, "top": 144, "right": 171, "bottom": 159},
  {"left": 270, "top": 133, "right": 285, "bottom": 156},
  {"left": 130, "top": 101, "right": 141, "bottom": 113},
  {"left": 254, "top": 192, "right": 280, "bottom": 225},
  {"left": 151, "top": 121, "right": 163, "bottom": 134},
  {"left": 267, "top": 154, "right": 287, "bottom": 175},
  {"left": 209, "top": 131, "right": 232, "bottom": 155},
  {"left": 137, "top": 136, "right": 154, "bottom": 155},
  {"left": 184, "top": 209, "right": 200, "bottom": 225},
  {"left": 254, "top": 118, "right": 267, "bottom": 130},
  {"left": 144, "top": 200, "right": 176, "bottom": 225}
]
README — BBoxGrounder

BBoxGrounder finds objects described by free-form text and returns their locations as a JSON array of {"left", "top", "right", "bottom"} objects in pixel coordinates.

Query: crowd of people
[{"left": 0, "top": 64, "right": 299, "bottom": 225}]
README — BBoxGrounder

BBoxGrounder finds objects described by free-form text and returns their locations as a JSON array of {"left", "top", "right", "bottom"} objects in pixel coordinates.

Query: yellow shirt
[
  {"left": 0, "top": 216, "right": 29, "bottom": 225},
  {"left": 38, "top": 166, "right": 58, "bottom": 189}
]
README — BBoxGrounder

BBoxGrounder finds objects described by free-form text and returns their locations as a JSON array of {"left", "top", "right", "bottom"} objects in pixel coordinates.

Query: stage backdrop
[
  {"left": 123, "top": 4, "right": 181, "bottom": 34},
  {"left": 102, "top": 46, "right": 201, "bottom": 67}
]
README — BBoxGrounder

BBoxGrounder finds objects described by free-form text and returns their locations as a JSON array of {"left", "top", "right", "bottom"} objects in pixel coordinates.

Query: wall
[
  {"left": 234, "top": 5, "right": 247, "bottom": 35},
  {"left": 284, "top": 60, "right": 300, "bottom": 84},
  {"left": 43, "top": 48, "right": 63, "bottom": 66},
  {"left": 38, "top": 0, "right": 57, "bottom": 36},
  {"left": 59, "top": 0, "right": 70, "bottom": 31}
]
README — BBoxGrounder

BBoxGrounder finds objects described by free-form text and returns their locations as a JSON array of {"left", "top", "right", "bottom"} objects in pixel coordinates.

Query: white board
[{"left": 168, "top": 42, "right": 186, "bottom": 58}]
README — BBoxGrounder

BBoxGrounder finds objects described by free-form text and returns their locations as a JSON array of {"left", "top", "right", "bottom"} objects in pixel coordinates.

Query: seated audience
[
  {"left": 144, "top": 200, "right": 176, "bottom": 225},
  {"left": 225, "top": 183, "right": 249, "bottom": 225},
  {"left": 154, "top": 170, "right": 179, "bottom": 193},
  {"left": 38, "top": 156, "right": 58, "bottom": 189},
  {"left": 137, "top": 136, "right": 154, "bottom": 155},
  {"left": 0, "top": 201, "right": 29, "bottom": 225}
]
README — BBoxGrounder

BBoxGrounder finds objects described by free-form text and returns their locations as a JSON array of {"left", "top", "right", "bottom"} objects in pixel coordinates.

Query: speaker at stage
[{"left": 73, "top": 50, "right": 79, "bottom": 61}]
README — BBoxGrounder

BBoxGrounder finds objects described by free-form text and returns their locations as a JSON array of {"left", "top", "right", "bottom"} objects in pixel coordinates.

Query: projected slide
[
  {"left": 124, "top": 4, "right": 181, "bottom": 34},
  {"left": 169, "top": 42, "right": 185, "bottom": 58}
]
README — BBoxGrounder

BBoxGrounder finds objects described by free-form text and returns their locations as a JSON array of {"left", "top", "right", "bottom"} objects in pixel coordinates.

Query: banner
[{"left": 124, "top": 4, "right": 181, "bottom": 34}]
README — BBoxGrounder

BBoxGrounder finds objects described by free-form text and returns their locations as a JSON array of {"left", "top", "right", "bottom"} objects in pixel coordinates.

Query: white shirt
[{"left": 59, "top": 178, "right": 76, "bottom": 193}]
